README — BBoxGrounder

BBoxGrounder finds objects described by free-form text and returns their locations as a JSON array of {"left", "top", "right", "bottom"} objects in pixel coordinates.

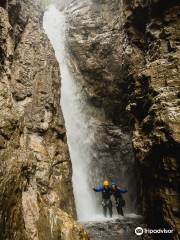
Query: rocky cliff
[
  {"left": 123, "top": 1, "right": 180, "bottom": 239},
  {"left": 0, "top": 0, "right": 88, "bottom": 239},
  {"left": 66, "top": 0, "right": 137, "bottom": 212},
  {"left": 66, "top": 0, "right": 180, "bottom": 239}
]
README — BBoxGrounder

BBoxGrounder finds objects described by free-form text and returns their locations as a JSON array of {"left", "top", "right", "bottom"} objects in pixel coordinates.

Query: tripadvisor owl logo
[
  {"left": 135, "top": 226, "right": 174, "bottom": 235},
  {"left": 135, "top": 227, "right": 144, "bottom": 236}
]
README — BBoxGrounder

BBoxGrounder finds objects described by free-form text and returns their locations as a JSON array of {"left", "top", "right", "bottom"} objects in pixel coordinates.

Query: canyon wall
[
  {"left": 66, "top": 0, "right": 180, "bottom": 238},
  {"left": 0, "top": 0, "right": 87, "bottom": 239},
  {"left": 123, "top": 1, "right": 180, "bottom": 239},
  {"left": 66, "top": 0, "right": 137, "bottom": 211}
]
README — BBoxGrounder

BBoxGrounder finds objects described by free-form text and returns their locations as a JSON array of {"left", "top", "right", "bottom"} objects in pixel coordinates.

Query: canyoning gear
[
  {"left": 93, "top": 186, "right": 112, "bottom": 200},
  {"left": 102, "top": 187, "right": 112, "bottom": 200},
  {"left": 116, "top": 197, "right": 125, "bottom": 208},
  {"left": 111, "top": 181, "right": 116, "bottom": 186},
  {"left": 111, "top": 182, "right": 127, "bottom": 193},
  {"left": 102, "top": 199, "right": 113, "bottom": 217},
  {"left": 103, "top": 180, "right": 109, "bottom": 187},
  {"left": 111, "top": 187, "right": 127, "bottom": 197},
  {"left": 110, "top": 185, "right": 127, "bottom": 216},
  {"left": 116, "top": 198, "right": 125, "bottom": 216},
  {"left": 93, "top": 185, "right": 113, "bottom": 217}
]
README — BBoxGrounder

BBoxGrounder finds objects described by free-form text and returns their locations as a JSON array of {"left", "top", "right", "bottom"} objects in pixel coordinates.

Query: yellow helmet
[{"left": 103, "top": 180, "right": 109, "bottom": 187}]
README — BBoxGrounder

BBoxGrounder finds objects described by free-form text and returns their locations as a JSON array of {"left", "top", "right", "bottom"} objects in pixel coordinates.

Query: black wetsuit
[
  {"left": 94, "top": 186, "right": 113, "bottom": 217},
  {"left": 111, "top": 187, "right": 127, "bottom": 216}
]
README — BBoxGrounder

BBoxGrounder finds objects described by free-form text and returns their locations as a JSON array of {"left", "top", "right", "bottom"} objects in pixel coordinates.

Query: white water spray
[{"left": 43, "top": 5, "right": 100, "bottom": 221}]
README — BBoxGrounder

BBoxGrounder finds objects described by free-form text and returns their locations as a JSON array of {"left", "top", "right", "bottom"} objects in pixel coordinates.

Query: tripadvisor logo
[
  {"left": 135, "top": 227, "right": 174, "bottom": 236},
  {"left": 135, "top": 227, "right": 143, "bottom": 236}
]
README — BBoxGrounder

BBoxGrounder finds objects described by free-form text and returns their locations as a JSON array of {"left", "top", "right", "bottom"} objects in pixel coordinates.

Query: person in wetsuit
[
  {"left": 111, "top": 182, "right": 127, "bottom": 216},
  {"left": 93, "top": 180, "right": 113, "bottom": 217}
]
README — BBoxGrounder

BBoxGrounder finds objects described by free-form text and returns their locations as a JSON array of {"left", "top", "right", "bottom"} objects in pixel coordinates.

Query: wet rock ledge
[{"left": 0, "top": 0, "right": 88, "bottom": 239}]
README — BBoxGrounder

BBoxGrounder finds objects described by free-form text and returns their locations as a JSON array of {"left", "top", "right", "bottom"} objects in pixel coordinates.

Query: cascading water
[
  {"left": 43, "top": 5, "right": 143, "bottom": 239},
  {"left": 43, "top": 5, "right": 100, "bottom": 221},
  {"left": 43, "top": 2, "right": 141, "bottom": 227}
]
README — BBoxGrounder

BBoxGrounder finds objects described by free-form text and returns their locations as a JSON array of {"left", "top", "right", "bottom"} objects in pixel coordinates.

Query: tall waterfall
[{"left": 43, "top": 5, "right": 100, "bottom": 221}]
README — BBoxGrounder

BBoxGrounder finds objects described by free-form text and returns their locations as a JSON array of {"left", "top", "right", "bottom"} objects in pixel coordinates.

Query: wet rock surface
[
  {"left": 82, "top": 217, "right": 148, "bottom": 240},
  {"left": 65, "top": 0, "right": 180, "bottom": 239},
  {"left": 66, "top": 0, "right": 137, "bottom": 213},
  {"left": 0, "top": 1, "right": 88, "bottom": 239},
  {"left": 121, "top": 1, "right": 180, "bottom": 238}
]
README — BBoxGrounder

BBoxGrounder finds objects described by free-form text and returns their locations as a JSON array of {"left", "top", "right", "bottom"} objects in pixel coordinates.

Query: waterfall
[
  {"left": 43, "top": 4, "right": 139, "bottom": 224},
  {"left": 43, "top": 5, "right": 100, "bottom": 221}
]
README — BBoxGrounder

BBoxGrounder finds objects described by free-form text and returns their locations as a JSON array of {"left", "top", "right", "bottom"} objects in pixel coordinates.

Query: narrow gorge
[
  {"left": 0, "top": 0, "right": 87, "bottom": 239},
  {"left": 0, "top": 0, "right": 179, "bottom": 240}
]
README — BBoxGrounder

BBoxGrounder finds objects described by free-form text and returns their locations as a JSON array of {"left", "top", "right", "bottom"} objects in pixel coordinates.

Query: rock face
[
  {"left": 66, "top": 0, "right": 180, "bottom": 239},
  {"left": 121, "top": 1, "right": 180, "bottom": 238},
  {"left": 83, "top": 217, "right": 146, "bottom": 240},
  {"left": 0, "top": 0, "right": 88, "bottom": 239},
  {"left": 66, "top": 0, "right": 137, "bottom": 212}
]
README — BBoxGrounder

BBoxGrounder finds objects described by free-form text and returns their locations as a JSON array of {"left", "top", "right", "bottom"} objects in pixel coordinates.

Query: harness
[{"left": 102, "top": 187, "right": 111, "bottom": 200}]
